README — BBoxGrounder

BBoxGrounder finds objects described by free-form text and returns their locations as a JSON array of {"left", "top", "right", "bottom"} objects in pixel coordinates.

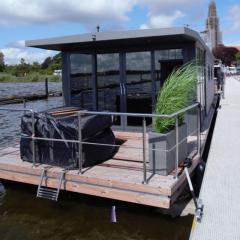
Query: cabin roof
[{"left": 25, "top": 27, "right": 207, "bottom": 52}]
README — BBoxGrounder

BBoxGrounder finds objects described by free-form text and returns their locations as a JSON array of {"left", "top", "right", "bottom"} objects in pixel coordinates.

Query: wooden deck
[{"left": 0, "top": 131, "right": 203, "bottom": 209}]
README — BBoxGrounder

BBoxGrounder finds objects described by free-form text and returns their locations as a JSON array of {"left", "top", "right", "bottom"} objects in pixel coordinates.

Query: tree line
[{"left": 0, "top": 52, "right": 61, "bottom": 76}]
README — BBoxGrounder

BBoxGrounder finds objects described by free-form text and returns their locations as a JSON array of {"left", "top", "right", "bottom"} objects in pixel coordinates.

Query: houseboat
[{"left": 0, "top": 27, "right": 219, "bottom": 211}]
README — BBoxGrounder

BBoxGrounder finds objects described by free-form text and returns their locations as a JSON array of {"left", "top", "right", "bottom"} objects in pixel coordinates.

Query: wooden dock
[
  {"left": 0, "top": 131, "right": 204, "bottom": 209},
  {"left": 0, "top": 91, "right": 62, "bottom": 105}
]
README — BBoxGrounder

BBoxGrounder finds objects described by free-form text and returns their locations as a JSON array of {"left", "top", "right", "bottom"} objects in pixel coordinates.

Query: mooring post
[
  {"left": 45, "top": 78, "right": 49, "bottom": 98},
  {"left": 23, "top": 99, "right": 26, "bottom": 109}
]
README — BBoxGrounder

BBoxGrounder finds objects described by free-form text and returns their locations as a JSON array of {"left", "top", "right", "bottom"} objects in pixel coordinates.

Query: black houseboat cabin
[{"left": 26, "top": 27, "right": 215, "bottom": 129}]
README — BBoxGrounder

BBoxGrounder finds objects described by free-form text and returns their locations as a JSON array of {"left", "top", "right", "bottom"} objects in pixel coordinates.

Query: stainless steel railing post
[
  {"left": 31, "top": 110, "right": 36, "bottom": 167},
  {"left": 174, "top": 116, "right": 179, "bottom": 179},
  {"left": 142, "top": 117, "right": 147, "bottom": 184},
  {"left": 78, "top": 112, "right": 83, "bottom": 174},
  {"left": 197, "top": 104, "right": 201, "bottom": 156}
]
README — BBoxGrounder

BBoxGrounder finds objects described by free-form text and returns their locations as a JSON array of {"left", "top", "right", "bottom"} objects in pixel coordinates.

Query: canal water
[{"left": 0, "top": 82, "right": 193, "bottom": 240}]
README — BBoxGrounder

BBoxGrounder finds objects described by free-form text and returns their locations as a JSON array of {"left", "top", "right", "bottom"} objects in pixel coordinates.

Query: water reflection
[
  {"left": 0, "top": 182, "right": 6, "bottom": 207},
  {"left": 0, "top": 182, "right": 193, "bottom": 240}
]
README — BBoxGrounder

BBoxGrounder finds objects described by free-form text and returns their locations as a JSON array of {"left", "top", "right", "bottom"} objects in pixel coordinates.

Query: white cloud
[
  {"left": 138, "top": 0, "right": 204, "bottom": 30},
  {"left": 140, "top": 10, "right": 184, "bottom": 29},
  {"left": 138, "top": 0, "right": 201, "bottom": 14},
  {"left": 6, "top": 40, "right": 25, "bottom": 49},
  {"left": 0, "top": 47, "right": 56, "bottom": 65},
  {"left": 0, "top": 0, "right": 205, "bottom": 28},
  {"left": 228, "top": 5, "right": 240, "bottom": 32},
  {"left": 0, "top": 0, "right": 136, "bottom": 28}
]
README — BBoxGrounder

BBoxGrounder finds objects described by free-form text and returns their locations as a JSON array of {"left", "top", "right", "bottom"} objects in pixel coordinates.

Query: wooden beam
[{"left": 0, "top": 169, "right": 170, "bottom": 208}]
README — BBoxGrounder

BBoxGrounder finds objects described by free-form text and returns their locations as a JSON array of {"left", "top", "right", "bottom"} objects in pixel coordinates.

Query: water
[
  {"left": 0, "top": 82, "right": 62, "bottom": 97},
  {"left": 0, "top": 82, "right": 193, "bottom": 240},
  {"left": 0, "top": 82, "right": 63, "bottom": 148}
]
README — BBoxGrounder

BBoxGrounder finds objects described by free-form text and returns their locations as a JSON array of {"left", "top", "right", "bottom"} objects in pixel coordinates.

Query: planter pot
[{"left": 148, "top": 123, "right": 188, "bottom": 176}]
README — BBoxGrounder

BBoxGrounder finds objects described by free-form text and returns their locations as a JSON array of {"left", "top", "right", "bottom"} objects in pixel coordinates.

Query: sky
[{"left": 0, "top": 0, "right": 240, "bottom": 65}]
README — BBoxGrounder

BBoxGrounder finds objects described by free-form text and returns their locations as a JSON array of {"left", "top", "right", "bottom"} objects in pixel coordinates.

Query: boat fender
[{"left": 194, "top": 161, "right": 206, "bottom": 195}]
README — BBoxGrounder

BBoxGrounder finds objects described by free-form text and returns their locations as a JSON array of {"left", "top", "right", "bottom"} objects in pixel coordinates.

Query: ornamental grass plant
[{"left": 154, "top": 62, "right": 197, "bottom": 133}]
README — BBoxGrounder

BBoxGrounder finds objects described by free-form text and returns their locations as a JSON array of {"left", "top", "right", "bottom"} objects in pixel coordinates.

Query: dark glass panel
[
  {"left": 97, "top": 53, "right": 121, "bottom": 125},
  {"left": 70, "top": 54, "right": 93, "bottom": 110},
  {"left": 126, "top": 51, "right": 152, "bottom": 126},
  {"left": 155, "top": 49, "right": 183, "bottom": 95}
]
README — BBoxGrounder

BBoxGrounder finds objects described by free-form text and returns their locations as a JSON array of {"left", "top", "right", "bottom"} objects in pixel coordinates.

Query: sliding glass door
[{"left": 96, "top": 53, "right": 123, "bottom": 126}]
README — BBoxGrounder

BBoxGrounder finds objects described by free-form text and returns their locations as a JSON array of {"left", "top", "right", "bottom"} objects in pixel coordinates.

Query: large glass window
[
  {"left": 126, "top": 51, "right": 152, "bottom": 125},
  {"left": 97, "top": 53, "right": 120, "bottom": 112},
  {"left": 70, "top": 54, "right": 93, "bottom": 110},
  {"left": 97, "top": 53, "right": 121, "bottom": 125}
]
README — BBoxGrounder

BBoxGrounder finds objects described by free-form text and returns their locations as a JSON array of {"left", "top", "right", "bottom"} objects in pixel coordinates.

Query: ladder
[{"left": 36, "top": 168, "right": 65, "bottom": 201}]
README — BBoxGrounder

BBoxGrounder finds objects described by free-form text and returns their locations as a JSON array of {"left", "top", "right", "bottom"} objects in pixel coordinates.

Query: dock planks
[{"left": 0, "top": 131, "right": 202, "bottom": 209}]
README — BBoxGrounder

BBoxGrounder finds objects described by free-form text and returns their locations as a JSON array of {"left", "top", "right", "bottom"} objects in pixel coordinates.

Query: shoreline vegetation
[
  {"left": 0, "top": 73, "right": 61, "bottom": 83},
  {"left": 0, "top": 52, "right": 62, "bottom": 83}
]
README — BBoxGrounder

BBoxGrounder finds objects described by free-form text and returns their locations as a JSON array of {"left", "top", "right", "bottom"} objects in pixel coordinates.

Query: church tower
[{"left": 205, "top": 1, "right": 222, "bottom": 50}]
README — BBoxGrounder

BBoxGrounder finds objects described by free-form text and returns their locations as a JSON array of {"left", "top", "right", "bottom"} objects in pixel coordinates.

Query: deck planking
[{"left": 0, "top": 130, "right": 203, "bottom": 209}]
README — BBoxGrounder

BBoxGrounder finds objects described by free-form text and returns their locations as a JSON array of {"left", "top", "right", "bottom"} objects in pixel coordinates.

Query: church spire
[
  {"left": 205, "top": 0, "right": 222, "bottom": 50},
  {"left": 208, "top": 1, "right": 217, "bottom": 17}
]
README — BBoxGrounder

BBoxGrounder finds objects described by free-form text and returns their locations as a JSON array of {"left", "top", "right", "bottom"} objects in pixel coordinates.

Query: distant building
[
  {"left": 203, "top": 1, "right": 222, "bottom": 50},
  {"left": 53, "top": 69, "right": 62, "bottom": 76}
]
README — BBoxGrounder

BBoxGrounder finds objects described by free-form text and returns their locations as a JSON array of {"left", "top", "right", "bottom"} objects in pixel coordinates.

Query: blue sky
[{"left": 0, "top": 0, "right": 239, "bottom": 65}]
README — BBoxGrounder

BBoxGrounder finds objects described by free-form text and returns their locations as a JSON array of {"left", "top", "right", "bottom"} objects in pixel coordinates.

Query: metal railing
[{"left": 0, "top": 102, "right": 201, "bottom": 183}]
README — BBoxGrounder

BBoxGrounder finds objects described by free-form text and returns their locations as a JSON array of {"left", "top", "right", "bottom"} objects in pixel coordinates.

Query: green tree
[
  {"left": 236, "top": 52, "right": 240, "bottom": 64},
  {"left": 0, "top": 51, "right": 5, "bottom": 72},
  {"left": 20, "top": 58, "right": 26, "bottom": 65},
  {"left": 41, "top": 53, "right": 62, "bottom": 74}
]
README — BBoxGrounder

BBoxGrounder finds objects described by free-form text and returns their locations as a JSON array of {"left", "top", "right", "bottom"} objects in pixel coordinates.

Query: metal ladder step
[{"left": 36, "top": 168, "right": 65, "bottom": 201}]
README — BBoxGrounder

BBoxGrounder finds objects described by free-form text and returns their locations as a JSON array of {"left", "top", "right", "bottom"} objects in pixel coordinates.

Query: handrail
[
  {"left": 0, "top": 102, "right": 201, "bottom": 183},
  {"left": 0, "top": 107, "right": 33, "bottom": 112},
  {"left": 0, "top": 102, "right": 199, "bottom": 119},
  {"left": 79, "top": 102, "right": 199, "bottom": 119}
]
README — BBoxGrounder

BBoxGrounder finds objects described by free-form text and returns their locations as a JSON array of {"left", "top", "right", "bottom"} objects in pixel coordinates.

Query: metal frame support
[
  {"left": 142, "top": 117, "right": 147, "bottom": 184},
  {"left": 174, "top": 116, "right": 179, "bottom": 179},
  {"left": 184, "top": 167, "right": 204, "bottom": 222},
  {"left": 78, "top": 112, "right": 83, "bottom": 174}
]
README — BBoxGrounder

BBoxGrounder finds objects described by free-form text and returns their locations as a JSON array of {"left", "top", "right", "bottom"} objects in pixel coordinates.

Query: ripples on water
[
  {"left": 0, "top": 82, "right": 193, "bottom": 240},
  {"left": 0, "top": 82, "right": 62, "bottom": 97}
]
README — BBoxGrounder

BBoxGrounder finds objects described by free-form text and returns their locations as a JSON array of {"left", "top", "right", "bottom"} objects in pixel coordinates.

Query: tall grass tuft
[{"left": 154, "top": 62, "right": 197, "bottom": 133}]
